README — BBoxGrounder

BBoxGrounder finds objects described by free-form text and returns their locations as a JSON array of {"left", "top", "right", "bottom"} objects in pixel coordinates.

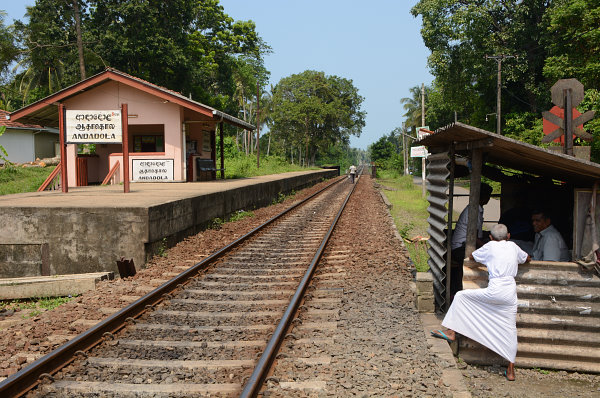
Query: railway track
[{"left": 1, "top": 172, "right": 361, "bottom": 397}]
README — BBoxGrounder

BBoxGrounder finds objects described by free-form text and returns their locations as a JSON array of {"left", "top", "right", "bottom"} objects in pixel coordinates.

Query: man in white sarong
[{"left": 431, "top": 224, "right": 530, "bottom": 381}]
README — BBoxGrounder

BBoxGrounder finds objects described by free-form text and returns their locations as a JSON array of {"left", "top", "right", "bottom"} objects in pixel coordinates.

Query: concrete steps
[{"left": 459, "top": 261, "right": 600, "bottom": 372}]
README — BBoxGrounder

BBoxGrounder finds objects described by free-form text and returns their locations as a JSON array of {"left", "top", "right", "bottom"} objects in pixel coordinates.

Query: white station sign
[
  {"left": 132, "top": 159, "right": 174, "bottom": 182},
  {"left": 410, "top": 146, "right": 429, "bottom": 158},
  {"left": 65, "top": 110, "right": 122, "bottom": 144}
]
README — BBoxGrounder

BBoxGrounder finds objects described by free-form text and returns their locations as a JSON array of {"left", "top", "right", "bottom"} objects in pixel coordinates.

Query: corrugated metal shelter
[
  {"left": 418, "top": 122, "right": 600, "bottom": 372},
  {"left": 419, "top": 122, "right": 600, "bottom": 310}
]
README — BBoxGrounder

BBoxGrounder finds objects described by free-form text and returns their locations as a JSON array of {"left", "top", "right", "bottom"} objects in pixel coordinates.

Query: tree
[
  {"left": 11, "top": 0, "right": 85, "bottom": 105},
  {"left": 412, "top": 0, "right": 554, "bottom": 130},
  {"left": 400, "top": 85, "right": 428, "bottom": 128},
  {"left": 543, "top": 0, "right": 600, "bottom": 88},
  {"left": 8, "top": 0, "right": 269, "bottom": 116},
  {"left": 0, "top": 12, "right": 19, "bottom": 86},
  {"left": 270, "top": 70, "right": 365, "bottom": 166}
]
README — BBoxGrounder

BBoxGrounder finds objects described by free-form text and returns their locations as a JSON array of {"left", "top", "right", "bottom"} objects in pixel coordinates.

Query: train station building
[{"left": 7, "top": 68, "right": 254, "bottom": 186}]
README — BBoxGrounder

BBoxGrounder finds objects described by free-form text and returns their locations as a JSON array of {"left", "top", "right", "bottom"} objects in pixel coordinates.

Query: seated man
[
  {"left": 432, "top": 224, "right": 531, "bottom": 381},
  {"left": 449, "top": 183, "right": 493, "bottom": 297},
  {"left": 531, "top": 209, "right": 570, "bottom": 262}
]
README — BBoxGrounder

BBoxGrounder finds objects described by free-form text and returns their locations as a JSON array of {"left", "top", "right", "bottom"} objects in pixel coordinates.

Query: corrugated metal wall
[{"left": 426, "top": 151, "right": 450, "bottom": 310}]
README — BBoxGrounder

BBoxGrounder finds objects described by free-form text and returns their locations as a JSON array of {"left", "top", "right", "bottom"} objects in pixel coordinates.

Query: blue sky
[{"left": 2, "top": 1, "right": 433, "bottom": 150}]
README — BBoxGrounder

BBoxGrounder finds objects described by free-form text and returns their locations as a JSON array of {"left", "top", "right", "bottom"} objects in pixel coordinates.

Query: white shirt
[
  {"left": 349, "top": 165, "right": 356, "bottom": 174},
  {"left": 472, "top": 240, "right": 529, "bottom": 279},
  {"left": 451, "top": 205, "right": 483, "bottom": 250},
  {"left": 532, "top": 225, "right": 570, "bottom": 262}
]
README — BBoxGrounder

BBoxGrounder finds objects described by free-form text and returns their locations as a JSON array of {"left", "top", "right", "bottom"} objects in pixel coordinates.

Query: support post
[
  {"left": 465, "top": 148, "right": 483, "bottom": 258},
  {"left": 257, "top": 82, "right": 260, "bottom": 168},
  {"left": 122, "top": 103, "right": 130, "bottom": 193},
  {"left": 220, "top": 121, "right": 225, "bottom": 179},
  {"left": 58, "top": 104, "right": 68, "bottom": 193},
  {"left": 445, "top": 145, "right": 455, "bottom": 311},
  {"left": 565, "top": 90, "right": 574, "bottom": 156},
  {"left": 421, "top": 83, "right": 426, "bottom": 198}
]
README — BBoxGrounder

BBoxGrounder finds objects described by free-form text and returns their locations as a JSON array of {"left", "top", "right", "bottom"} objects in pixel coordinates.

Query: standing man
[
  {"left": 349, "top": 164, "right": 357, "bottom": 184},
  {"left": 432, "top": 223, "right": 530, "bottom": 381},
  {"left": 531, "top": 209, "right": 570, "bottom": 261}
]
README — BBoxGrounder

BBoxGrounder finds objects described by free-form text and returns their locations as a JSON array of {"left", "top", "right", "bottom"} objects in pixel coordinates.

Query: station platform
[{"left": 0, "top": 169, "right": 337, "bottom": 279}]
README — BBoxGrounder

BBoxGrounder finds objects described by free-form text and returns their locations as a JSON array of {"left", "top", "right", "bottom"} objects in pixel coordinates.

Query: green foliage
[
  {"left": 378, "top": 175, "right": 430, "bottom": 272},
  {"left": 580, "top": 89, "right": 600, "bottom": 162},
  {"left": 400, "top": 85, "right": 428, "bottom": 128},
  {"left": 543, "top": 0, "right": 600, "bottom": 88},
  {"left": 0, "top": 12, "right": 18, "bottom": 85},
  {"left": 412, "top": 0, "right": 554, "bottom": 133},
  {"left": 0, "top": 126, "right": 11, "bottom": 166},
  {"left": 208, "top": 217, "right": 223, "bottom": 230},
  {"left": 270, "top": 70, "right": 365, "bottom": 166},
  {"left": 0, "top": 165, "right": 55, "bottom": 195},
  {"left": 157, "top": 238, "right": 168, "bottom": 257},
  {"left": 503, "top": 112, "right": 543, "bottom": 146},
  {"left": 5, "top": 0, "right": 269, "bottom": 114},
  {"left": 0, "top": 295, "right": 76, "bottom": 318},
  {"left": 228, "top": 209, "right": 254, "bottom": 222}
]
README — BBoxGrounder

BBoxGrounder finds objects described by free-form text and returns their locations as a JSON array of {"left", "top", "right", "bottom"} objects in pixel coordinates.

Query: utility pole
[
  {"left": 421, "top": 83, "right": 426, "bottom": 198},
  {"left": 485, "top": 54, "right": 516, "bottom": 135}
]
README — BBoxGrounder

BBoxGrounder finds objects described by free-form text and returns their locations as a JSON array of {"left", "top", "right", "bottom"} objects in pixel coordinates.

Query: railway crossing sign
[{"left": 542, "top": 79, "right": 595, "bottom": 154}]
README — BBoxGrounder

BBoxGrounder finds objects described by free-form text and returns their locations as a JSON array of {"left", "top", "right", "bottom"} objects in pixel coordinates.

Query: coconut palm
[{"left": 400, "top": 85, "right": 428, "bottom": 128}]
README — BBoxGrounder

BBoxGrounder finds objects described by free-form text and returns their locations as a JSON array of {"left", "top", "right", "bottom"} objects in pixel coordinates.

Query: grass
[
  {"left": 0, "top": 155, "right": 315, "bottom": 196},
  {"left": 0, "top": 165, "right": 55, "bottom": 195},
  {"left": 377, "top": 171, "right": 430, "bottom": 272},
  {"left": 221, "top": 155, "right": 316, "bottom": 179},
  {"left": 0, "top": 295, "right": 77, "bottom": 319}
]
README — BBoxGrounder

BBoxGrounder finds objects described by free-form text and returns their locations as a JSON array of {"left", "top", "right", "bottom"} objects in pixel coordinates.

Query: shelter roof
[
  {"left": 418, "top": 122, "right": 600, "bottom": 186},
  {"left": 7, "top": 68, "right": 255, "bottom": 130}
]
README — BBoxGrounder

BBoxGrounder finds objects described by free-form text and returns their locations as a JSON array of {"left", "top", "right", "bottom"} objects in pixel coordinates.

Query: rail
[
  {"left": 0, "top": 175, "right": 345, "bottom": 398},
  {"left": 240, "top": 170, "right": 361, "bottom": 397}
]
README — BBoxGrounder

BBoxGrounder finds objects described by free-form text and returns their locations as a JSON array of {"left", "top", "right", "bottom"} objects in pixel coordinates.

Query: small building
[
  {"left": 0, "top": 109, "right": 58, "bottom": 164},
  {"left": 419, "top": 122, "right": 600, "bottom": 372},
  {"left": 7, "top": 68, "right": 254, "bottom": 185}
]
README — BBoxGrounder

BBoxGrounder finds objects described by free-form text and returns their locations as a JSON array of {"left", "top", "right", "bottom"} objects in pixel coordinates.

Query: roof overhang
[
  {"left": 8, "top": 68, "right": 255, "bottom": 131},
  {"left": 418, "top": 122, "right": 600, "bottom": 186}
]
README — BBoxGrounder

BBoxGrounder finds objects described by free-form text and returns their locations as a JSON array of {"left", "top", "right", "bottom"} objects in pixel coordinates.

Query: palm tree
[{"left": 400, "top": 85, "right": 427, "bottom": 128}]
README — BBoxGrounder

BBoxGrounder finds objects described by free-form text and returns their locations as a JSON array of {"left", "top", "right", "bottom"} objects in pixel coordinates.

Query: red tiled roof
[{"left": 0, "top": 109, "right": 43, "bottom": 129}]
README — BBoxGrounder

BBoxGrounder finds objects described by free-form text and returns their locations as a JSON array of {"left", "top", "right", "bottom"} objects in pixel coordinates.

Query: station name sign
[
  {"left": 132, "top": 159, "right": 174, "bottom": 181},
  {"left": 65, "top": 110, "right": 122, "bottom": 144}
]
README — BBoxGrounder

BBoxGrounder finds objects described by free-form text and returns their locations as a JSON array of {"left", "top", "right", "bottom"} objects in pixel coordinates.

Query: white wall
[{"left": 0, "top": 130, "right": 35, "bottom": 163}]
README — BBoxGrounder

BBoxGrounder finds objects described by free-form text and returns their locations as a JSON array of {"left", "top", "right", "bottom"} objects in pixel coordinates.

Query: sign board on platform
[
  {"left": 411, "top": 146, "right": 429, "bottom": 158},
  {"left": 65, "top": 110, "right": 122, "bottom": 144},
  {"left": 132, "top": 159, "right": 174, "bottom": 181}
]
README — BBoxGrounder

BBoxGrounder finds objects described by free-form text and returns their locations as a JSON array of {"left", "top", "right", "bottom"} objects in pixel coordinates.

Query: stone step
[
  {"left": 517, "top": 342, "right": 600, "bottom": 363},
  {"left": 516, "top": 355, "right": 600, "bottom": 373},
  {"left": 517, "top": 284, "right": 600, "bottom": 302},
  {"left": 517, "top": 298, "right": 600, "bottom": 317},
  {"left": 517, "top": 312, "right": 600, "bottom": 332},
  {"left": 517, "top": 327, "right": 600, "bottom": 347},
  {"left": 0, "top": 272, "right": 114, "bottom": 300}
]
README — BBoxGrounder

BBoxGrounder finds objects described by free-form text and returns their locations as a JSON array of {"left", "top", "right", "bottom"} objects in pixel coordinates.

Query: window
[{"left": 133, "top": 135, "right": 164, "bottom": 153}]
